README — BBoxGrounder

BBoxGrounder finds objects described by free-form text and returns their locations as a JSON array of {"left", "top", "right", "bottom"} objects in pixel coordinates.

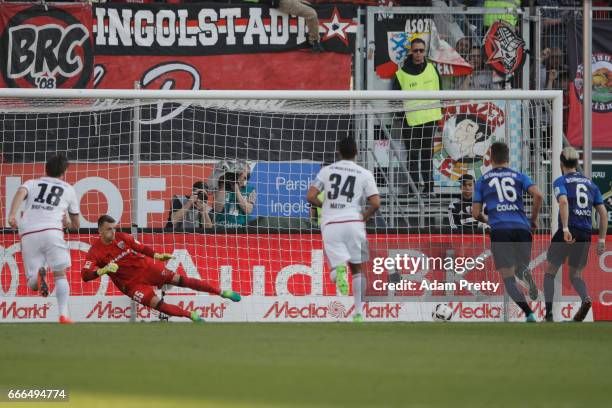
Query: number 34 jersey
[
  {"left": 312, "top": 160, "right": 379, "bottom": 227},
  {"left": 18, "top": 177, "right": 80, "bottom": 236}
]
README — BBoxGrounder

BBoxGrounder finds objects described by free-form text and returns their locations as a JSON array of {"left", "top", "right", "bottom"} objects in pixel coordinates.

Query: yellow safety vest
[
  {"left": 395, "top": 62, "right": 442, "bottom": 126},
  {"left": 484, "top": 0, "right": 520, "bottom": 27}
]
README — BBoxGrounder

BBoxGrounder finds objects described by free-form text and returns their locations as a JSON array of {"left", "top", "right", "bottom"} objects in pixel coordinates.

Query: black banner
[
  {"left": 93, "top": 3, "right": 357, "bottom": 56},
  {"left": 0, "top": 104, "right": 350, "bottom": 163}
]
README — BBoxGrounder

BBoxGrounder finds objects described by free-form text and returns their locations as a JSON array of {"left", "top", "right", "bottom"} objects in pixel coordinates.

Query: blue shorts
[
  {"left": 546, "top": 227, "right": 592, "bottom": 269},
  {"left": 490, "top": 229, "right": 532, "bottom": 271}
]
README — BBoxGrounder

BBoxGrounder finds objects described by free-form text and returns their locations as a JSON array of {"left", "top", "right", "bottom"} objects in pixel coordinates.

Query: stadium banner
[
  {"left": 1, "top": 106, "right": 345, "bottom": 162},
  {"left": 93, "top": 52, "right": 352, "bottom": 90},
  {"left": 0, "top": 297, "right": 588, "bottom": 323},
  {"left": 373, "top": 12, "right": 472, "bottom": 80},
  {"left": 593, "top": 164, "right": 612, "bottom": 228},
  {"left": 432, "top": 100, "right": 523, "bottom": 185},
  {"left": 250, "top": 162, "right": 321, "bottom": 218},
  {"left": 2, "top": 162, "right": 331, "bottom": 228},
  {"left": 1, "top": 162, "right": 215, "bottom": 228},
  {"left": 0, "top": 3, "right": 94, "bottom": 89},
  {"left": 0, "top": 3, "right": 354, "bottom": 90},
  {"left": 93, "top": 3, "right": 358, "bottom": 56},
  {"left": 0, "top": 233, "right": 609, "bottom": 321},
  {"left": 567, "top": 20, "right": 612, "bottom": 148}
]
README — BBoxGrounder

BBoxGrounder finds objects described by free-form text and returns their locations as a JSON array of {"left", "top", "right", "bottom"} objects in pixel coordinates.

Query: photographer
[
  {"left": 213, "top": 163, "right": 257, "bottom": 227},
  {"left": 166, "top": 181, "right": 213, "bottom": 230}
]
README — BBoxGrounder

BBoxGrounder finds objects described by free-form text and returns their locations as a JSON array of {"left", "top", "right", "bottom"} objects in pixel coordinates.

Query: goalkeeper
[{"left": 81, "top": 215, "right": 240, "bottom": 322}]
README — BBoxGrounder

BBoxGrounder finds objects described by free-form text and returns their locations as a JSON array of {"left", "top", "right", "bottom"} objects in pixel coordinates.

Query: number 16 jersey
[
  {"left": 312, "top": 160, "right": 379, "bottom": 227},
  {"left": 18, "top": 177, "right": 80, "bottom": 236},
  {"left": 474, "top": 167, "right": 533, "bottom": 231}
]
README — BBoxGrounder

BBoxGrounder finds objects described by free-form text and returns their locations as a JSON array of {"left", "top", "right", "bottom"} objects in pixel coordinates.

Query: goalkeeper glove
[
  {"left": 154, "top": 253, "right": 174, "bottom": 261},
  {"left": 97, "top": 262, "right": 118, "bottom": 276}
]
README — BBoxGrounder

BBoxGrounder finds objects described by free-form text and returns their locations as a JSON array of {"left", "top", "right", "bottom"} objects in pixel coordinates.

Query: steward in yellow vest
[{"left": 391, "top": 38, "right": 442, "bottom": 194}]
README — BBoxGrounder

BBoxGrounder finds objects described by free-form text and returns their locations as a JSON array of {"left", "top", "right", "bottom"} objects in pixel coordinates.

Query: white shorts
[
  {"left": 322, "top": 221, "right": 369, "bottom": 269},
  {"left": 21, "top": 229, "right": 71, "bottom": 280}
]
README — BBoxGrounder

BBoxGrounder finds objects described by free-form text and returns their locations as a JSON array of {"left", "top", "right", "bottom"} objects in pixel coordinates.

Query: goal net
[{"left": 1, "top": 89, "right": 582, "bottom": 323}]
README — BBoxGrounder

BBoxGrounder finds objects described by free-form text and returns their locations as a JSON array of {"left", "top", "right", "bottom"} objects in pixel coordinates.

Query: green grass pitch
[{"left": 1, "top": 323, "right": 611, "bottom": 408}]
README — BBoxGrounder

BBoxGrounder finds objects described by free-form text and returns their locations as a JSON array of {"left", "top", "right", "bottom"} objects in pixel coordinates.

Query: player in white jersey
[
  {"left": 306, "top": 137, "right": 381, "bottom": 322},
  {"left": 8, "top": 154, "right": 80, "bottom": 324}
]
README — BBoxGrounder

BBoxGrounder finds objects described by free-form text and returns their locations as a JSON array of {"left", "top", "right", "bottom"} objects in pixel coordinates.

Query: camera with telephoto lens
[{"left": 195, "top": 183, "right": 209, "bottom": 202}]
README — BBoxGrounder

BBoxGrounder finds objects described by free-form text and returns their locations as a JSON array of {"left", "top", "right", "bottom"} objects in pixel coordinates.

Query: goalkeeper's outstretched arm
[{"left": 119, "top": 232, "right": 173, "bottom": 261}]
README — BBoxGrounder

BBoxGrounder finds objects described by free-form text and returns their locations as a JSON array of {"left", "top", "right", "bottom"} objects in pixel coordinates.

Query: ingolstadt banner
[
  {"left": 93, "top": 3, "right": 357, "bottom": 55},
  {"left": 0, "top": 3, "right": 357, "bottom": 89}
]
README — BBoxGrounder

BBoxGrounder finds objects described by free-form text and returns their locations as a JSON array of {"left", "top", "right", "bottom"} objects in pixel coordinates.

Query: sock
[
  {"left": 178, "top": 276, "right": 221, "bottom": 295},
  {"left": 570, "top": 277, "right": 589, "bottom": 301},
  {"left": 503, "top": 277, "right": 533, "bottom": 315},
  {"left": 330, "top": 268, "right": 337, "bottom": 283},
  {"left": 156, "top": 301, "right": 191, "bottom": 319},
  {"left": 544, "top": 273, "right": 555, "bottom": 316},
  {"left": 55, "top": 276, "right": 70, "bottom": 317},
  {"left": 353, "top": 273, "right": 364, "bottom": 316}
]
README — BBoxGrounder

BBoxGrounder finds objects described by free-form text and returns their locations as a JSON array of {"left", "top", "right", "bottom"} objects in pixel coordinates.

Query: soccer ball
[{"left": 432, "top": 303, "right": 453, "bottom": 322}]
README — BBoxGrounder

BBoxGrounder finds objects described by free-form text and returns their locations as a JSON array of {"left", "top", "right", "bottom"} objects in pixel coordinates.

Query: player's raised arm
[
  {"left": 7, "top": 186, "right": 28, "bottom": 229},
  {"left": 120, "top": 231, "right": 173, "bottom": 261}
]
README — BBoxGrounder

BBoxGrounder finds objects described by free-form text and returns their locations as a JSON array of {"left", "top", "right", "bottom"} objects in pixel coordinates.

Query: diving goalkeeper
[{"left": 81, "top": 215, "right": 240, "bottom": 322}]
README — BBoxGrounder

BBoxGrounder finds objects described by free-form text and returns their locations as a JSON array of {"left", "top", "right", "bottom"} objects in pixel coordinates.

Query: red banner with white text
[{"left": 0, "top": 3, "right": 354, "bottom": 90}]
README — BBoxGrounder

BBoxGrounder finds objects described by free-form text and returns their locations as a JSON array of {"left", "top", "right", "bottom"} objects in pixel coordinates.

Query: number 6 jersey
[
  {"left": 553, "top": 172, "right": 603, "bottom": 232},
  {"left": 18, "top": 177, "right": 80, "bottom": 236},
  {"left": 311, "top": 160, "right": 379, "bottom": 227}
]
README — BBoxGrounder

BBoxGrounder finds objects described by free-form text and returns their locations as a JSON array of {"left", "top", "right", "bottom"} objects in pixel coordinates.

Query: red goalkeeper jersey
[{"left": 81, "top": 232, "right": 159, "bottom": 291}]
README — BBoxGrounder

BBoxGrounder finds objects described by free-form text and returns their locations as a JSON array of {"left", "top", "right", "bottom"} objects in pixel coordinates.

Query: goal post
[{"left": 0, "top": 89, "right": 568, "bottom": 322}]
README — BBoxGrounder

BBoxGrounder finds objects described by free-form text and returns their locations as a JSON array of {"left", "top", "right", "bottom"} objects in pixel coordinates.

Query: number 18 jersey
[
  {"left": 474, "top": 167, "right": 533, "bottom": 231},
  {"left": 18, "top": 177, "right": 80, "bottom": 236},
  {"left": 312, "top": 160, "right": 379, "bottom": 226}
]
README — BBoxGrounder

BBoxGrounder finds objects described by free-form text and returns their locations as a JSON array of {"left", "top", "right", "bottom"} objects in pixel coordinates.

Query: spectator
[
  {"left": 450, "top": 0, "right": 485, "bottom": 43},
  {"left": 167, "top": 181, "right": 213, "bottom": 230},
  {"left": 432, "top": 0, "right": 469, "bottom": 57},
  {"left": 483, "top": 0, "right": 521, "bottom": 30},
  {"left": 538, "top": 47, "right": 564, "bottom": 90},
  {"left": 392, "top": 37, "right": 443, "bottom": 194},
  {"left": 244, "top": 0, "right": 323, "bottom": 52},
  {"left": 214, "top": 161, "right": 257, "bottom": 227},
  {"left": 448, "top": 174, "right": 488, "bottom": 231},
  {"left": 458, "top": 45, "right": 502, "bottom": 89}
]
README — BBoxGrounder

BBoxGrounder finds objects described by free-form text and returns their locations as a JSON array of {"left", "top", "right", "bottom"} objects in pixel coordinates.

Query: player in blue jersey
[
  {"left": 472, "top": 142, "right": 543, "bottom": 322},
  {"left": 543, "top": 147, "right": 608, "bottom": 322}
]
